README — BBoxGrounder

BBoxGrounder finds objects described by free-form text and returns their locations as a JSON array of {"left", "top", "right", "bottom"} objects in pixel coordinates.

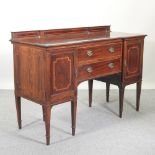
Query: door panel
[
  {"left": 123, "top": 38, "right": 144, "bottom": 82},
  {"left": 50, "top": 51, "right": 74, "bottom": 94}
]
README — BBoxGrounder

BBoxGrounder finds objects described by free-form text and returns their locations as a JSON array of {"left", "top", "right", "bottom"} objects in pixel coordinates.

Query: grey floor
[{"left": 0, "top": 89, "right": 155, "bottom": 155}]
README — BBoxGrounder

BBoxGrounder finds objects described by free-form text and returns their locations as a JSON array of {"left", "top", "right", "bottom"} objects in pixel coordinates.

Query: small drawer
[
  {"left": 78, "top": 58, "right": 121, "bottom": 82},
  {"left": 78, "top": 42, "right": 122, "bottom": 64}
]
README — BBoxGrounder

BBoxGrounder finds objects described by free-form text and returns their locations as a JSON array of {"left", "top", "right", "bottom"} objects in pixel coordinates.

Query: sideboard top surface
[{"left": 11, "top": 26, "right": 146, "bottom": 47}]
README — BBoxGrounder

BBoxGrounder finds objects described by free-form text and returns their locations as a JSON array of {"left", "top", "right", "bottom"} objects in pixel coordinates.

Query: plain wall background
[{"left": 0, "top": 0, "right": 155, "bottom": 89}]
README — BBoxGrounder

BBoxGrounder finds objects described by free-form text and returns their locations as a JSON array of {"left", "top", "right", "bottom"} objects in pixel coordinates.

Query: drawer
[
  {"left": 78, "top": 58, "right": 121, "bottom": 82},
  {"left": 78, "top": 42, "right": 122, "bottom": 65}
]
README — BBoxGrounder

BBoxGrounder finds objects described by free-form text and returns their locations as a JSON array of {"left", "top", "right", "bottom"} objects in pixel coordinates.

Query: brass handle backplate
[
  {"left": 108, "top": 62, "right": 114, "bottom": 69},
  {"left": 108, "top": 47, "right": 115, "bottom": 53},
  {"left": 87, "top": 66, "right": 93, "bottom": 73},
  {"left": 87, "top": 50, "right": 93, "bottom": 56}
]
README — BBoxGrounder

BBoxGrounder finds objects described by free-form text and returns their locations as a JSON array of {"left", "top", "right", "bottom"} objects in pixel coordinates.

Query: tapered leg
[
  {"left": 88, "top": 80, "right": 93, "bottom": 107},
  {"left": 42, "top": 106, "right": 45, "bottom": 121},
  {"left": 44, "top": 106, "right": 51, "bottom": 145},
  {"left": 15, "top": 96, "right": 22, "bottom": 129},
  {"left": 106, "top": 82, "right": 110, "bottom": 102},
  {"left": 136, "top": 81, "right": 142, "bottom": 111},
  {"left": 118, "top": 84, "right": 125, "bottom": 118},
  {"left": 71, "top": 96, "right": 77, "bottom": 136}
]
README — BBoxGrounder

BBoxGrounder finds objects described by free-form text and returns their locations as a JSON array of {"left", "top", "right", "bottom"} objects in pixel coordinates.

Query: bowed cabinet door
[{"left": 123, "top": 38, "right": 144, "bottom": 83}]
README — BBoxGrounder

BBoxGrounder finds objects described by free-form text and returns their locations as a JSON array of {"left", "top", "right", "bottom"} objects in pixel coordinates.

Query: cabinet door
[
  {"left": 123, "top": 38, "right": 144, "bottom": 82},
  {"left": 50, "top": 51, "right": 75, "bottom": 94}
]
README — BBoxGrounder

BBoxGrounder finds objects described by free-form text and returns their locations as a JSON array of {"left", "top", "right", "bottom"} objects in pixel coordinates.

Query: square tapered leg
[{"left": 15, "top": 96, "right": 22, "bottom": 129}]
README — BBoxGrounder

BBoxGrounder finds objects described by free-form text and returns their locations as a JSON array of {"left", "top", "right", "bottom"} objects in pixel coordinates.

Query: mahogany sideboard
[{"left": 10, "top": 26, "right": 146, "bottom": 145}]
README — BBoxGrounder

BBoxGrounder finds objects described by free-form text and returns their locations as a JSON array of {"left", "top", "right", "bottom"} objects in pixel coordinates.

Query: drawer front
[
  {"left": 78, "top": 42, "right": 122, "bottom": 64},
  {"left": 78, "top": 58, "right": 121, "bottom": 82}
]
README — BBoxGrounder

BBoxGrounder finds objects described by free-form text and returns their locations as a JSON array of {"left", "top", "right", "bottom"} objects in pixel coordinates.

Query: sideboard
[{"left": 10, "top": 26, "right": 146, "bottom": 145}]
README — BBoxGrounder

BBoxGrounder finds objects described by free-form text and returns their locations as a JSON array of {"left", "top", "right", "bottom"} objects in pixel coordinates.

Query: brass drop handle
[
  {"left": 87, "top": 50, "right": 93, "bottom": 56},
  {"left": 87, "top": 66, "right": 93, "bottom": 73},
  {"left": 108, "top": 62, "right": 114, "bottom": 69},
  {"left": 108, "top": 47, "right": 115, "bottom": 53}
]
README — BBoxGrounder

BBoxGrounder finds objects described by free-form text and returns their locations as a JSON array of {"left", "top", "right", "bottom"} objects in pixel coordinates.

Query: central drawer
[
  {"left": 77, "top": 42, "right": 122, "bottom": 65},
  {"left": 78, "top": 58, "right": 121, "bottom": 82}
]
